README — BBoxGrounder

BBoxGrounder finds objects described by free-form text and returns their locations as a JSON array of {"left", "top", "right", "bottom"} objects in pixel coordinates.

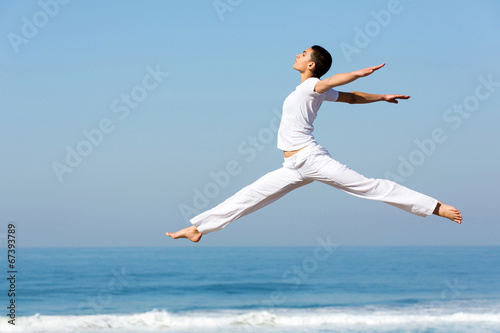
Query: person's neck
[{"left": 300, "top": 71, "right": 315, "bottom": 83}]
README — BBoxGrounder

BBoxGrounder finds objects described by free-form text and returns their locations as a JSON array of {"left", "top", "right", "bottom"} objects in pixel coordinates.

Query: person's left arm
[{"left": 314, "top": 63, "right": 385, "bottom": 94}]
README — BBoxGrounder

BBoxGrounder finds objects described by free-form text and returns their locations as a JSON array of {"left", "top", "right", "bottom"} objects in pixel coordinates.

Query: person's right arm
[{"left": 336, "top": 91, "right": 410, "bottom": 104}]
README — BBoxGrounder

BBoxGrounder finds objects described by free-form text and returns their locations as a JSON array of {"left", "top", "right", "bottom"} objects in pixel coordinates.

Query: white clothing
[
  {"left": 190, "top": 77, "right": 438, "bottom": 235},
  {"left": 191, "top": 143, "right": 438, "bottom": 235},
  {"left": 277, "top": 78, "right": 339, "bottom": 151}
]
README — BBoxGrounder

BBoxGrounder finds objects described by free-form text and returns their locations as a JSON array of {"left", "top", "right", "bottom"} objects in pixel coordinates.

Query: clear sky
[{"left": 1, "top": 0, "right": 499, "bottom": 247}]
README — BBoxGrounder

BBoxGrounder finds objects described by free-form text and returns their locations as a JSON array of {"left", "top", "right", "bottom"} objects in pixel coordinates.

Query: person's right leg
[
  {"left": 432, "top": 202, "right": 462, "bottom": 223},
  {"left": 302, "top": 147, "right": 462, "bottom": 223}
]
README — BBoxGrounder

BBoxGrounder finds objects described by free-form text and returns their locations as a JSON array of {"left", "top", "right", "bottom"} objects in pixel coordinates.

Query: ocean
[{"left": 1, "top": 245, "right": 499, "bottom": 333}]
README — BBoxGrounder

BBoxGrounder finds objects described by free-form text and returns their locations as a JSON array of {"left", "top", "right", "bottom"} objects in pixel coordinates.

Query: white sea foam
[{"left": 1, "top": 306, "right": 500, "bottom": 332}]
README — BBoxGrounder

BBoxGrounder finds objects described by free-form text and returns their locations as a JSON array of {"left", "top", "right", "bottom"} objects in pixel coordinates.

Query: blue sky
[{"left": 1, "top": 0, "right": 499, "bottom": 247}]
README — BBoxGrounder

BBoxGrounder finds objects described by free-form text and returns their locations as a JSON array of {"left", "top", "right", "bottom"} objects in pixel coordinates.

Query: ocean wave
[{"left": 2, "top": 305, "right": 500, "bottom": 333}]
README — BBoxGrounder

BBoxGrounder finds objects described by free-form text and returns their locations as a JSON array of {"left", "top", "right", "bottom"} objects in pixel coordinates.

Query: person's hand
[
  {"left": 354, "top": 63, "right": 385, "bottom": 77},
  {"left": 383, "top": 94, "right": 411, "bottom": 104}
]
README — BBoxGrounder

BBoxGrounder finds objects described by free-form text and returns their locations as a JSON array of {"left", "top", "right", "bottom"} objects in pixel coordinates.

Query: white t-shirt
[{"left": 277, "top": 77, "right": 339, "bottom": 151}]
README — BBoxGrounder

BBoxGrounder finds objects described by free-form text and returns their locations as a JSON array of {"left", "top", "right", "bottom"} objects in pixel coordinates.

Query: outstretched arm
[
  {"left": 314, "top": 63, "right": 385, "bottom": 94},
  {"left": 336, "top": 91, "right": 410, "bottom": 104}
]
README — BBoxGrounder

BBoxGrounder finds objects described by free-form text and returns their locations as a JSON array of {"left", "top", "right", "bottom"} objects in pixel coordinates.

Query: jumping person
[{"left": 166, "top": 45, "right": 462, "bottom": 243}]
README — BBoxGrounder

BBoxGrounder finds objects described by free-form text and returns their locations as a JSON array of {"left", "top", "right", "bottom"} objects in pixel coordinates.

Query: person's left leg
[
  {"left": 189, "top": 166, "right": 312, "bottom": 235},
  {"left": 166, "top": 225, "right": 202, "bottom": 242},
  {"left": 166, "top": 164, "right": 312, "bottom": 242}
]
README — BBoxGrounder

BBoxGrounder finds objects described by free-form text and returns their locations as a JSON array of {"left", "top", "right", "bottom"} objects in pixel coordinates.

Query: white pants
[{"left": 191, "top": 143, "right": 438, "bottom": 234}]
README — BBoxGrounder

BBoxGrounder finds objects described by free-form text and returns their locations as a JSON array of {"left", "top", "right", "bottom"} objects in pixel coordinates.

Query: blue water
[{"left": 1, "top": 246, "right": 499, "bottom": 332}]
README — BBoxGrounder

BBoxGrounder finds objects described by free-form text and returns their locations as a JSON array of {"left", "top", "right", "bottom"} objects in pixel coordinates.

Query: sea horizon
[{"left": 1, "top": 245, "right": 499, "bottom": 332}]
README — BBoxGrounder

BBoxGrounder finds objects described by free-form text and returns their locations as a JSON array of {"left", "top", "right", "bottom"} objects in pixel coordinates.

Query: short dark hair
[{"left": 310, "top": 45, "right": 332, "bottom": 78}]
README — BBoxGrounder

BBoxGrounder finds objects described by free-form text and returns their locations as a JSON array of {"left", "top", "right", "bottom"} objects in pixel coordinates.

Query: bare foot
[
  {"left": 166, "top": 225, "right": 202, "bottom": 242},
  {"left": 433, "top": 202, "right": 463, "bottom": 224}
]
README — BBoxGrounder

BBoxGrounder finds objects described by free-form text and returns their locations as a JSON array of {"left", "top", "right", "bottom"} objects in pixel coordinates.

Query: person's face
[{"left": 293, "top": 47, "right": 315, "bottom": 72}]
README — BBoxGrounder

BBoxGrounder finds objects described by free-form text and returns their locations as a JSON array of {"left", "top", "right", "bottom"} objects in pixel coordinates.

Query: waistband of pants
[{"left": 284, "top": 141, "right": 321, "bottom": 161}]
